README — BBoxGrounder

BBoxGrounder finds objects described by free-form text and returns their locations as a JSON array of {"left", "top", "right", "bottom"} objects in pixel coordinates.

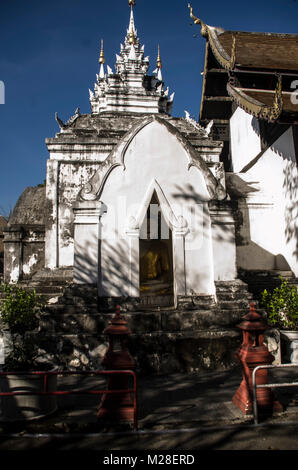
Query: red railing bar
[
  {"left": 0, "top": 389, "right": 135, "bottom": 397},
  {"left": 0, "top": 370, "right": 136, "bottom": 377},
  {"left": 0, "top": 369, "right": 138, "bottom": 430}
]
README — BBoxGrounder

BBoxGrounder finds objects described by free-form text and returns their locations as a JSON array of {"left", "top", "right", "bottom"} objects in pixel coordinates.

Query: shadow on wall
[
  {"left": 251, "top": 119, "right": 298, "bottom": 263},
  {"left": 172, "top": 183, "right": 235, "bottom": 244},
  {"left": 251, "top": 117, "right": 292, "bottom": 161},
  {"left": 283, "top": 163, "right": 298, "bottom": 262},
  {"left": 235, "top": 194, "right": 292, "bottom": 271},
  {"left": 74, "top": 229, "right": 138, "bottom": 297},
  {"left": 173, "top": 181, "right": 286, "bottom": 267},
  {"left": 100, "top": 236, "right": 138, "bottom": 298}
]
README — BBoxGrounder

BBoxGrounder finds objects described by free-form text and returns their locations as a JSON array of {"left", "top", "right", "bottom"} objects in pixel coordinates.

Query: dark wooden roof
[
  {"left": 213, "top": 29, "right": 298, "bottom": 72},
  {"left": 240, "top": 89, "right": 296, "bottom": 113},
  {"left": 194, "top": 13, "right": 298, "bottom": 124}
]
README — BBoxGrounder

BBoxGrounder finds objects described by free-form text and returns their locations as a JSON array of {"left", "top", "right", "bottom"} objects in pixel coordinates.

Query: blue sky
[{"left": 0, "top": 0, "right": 297, "bottom": 216}]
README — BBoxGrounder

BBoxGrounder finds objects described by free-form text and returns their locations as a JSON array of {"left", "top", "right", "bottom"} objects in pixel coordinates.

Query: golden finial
[
  {"left": 156, "top": 44, "right": 162, "bottom": 69},
  {"left": 129, "top": 0, "right": 136, "bottom": 5},
  {"left": 99, "top": 39, "right": 105, "bottom": 64},
  {"left": 128, "top": 5, "right": 137, "bottom": 44}
]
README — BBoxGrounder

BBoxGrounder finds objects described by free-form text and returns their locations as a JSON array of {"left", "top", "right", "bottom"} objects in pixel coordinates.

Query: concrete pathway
[{"left": 0, "top": 367, "right": 298, "bottom": 451}]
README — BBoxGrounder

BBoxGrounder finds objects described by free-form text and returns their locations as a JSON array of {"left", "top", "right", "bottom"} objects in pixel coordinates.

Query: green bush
[
  {"left": 261, "top": 278, "right": 298, "bottom": 330},
  {"left": 0, "top": 283, "right": 43, "bottom": 370}
]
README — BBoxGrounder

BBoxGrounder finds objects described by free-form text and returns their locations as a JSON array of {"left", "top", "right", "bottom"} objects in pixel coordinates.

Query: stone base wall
[{"left": 1, "top": 273, "right": 271, "bottom": 374}]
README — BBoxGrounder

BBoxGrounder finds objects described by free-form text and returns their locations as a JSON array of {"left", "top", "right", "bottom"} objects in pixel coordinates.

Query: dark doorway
[{"left": 139, "top": 192, "right": 174, "bottom": 308}]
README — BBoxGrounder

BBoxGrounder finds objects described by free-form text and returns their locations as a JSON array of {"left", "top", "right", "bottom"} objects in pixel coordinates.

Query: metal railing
[
  {"left": 0, "top": 369, "right": 138, "bottom": 431},
  {"left": 252, "top": 363, "right": 298, "bottom": 425}
]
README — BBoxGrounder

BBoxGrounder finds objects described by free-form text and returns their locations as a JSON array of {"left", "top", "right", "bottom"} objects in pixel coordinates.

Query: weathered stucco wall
[
  {"left": 44, "top": 158, "right": 101, "bottom": 269},
  {"left": 3, "top": 186, "right": 46, "bottom": 282}
]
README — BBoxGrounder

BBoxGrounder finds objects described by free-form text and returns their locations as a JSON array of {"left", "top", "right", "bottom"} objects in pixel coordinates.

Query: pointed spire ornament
[
  {"left": 99, "top": 39, "right": 105, "bottom": 64},
  {"left": 99, "top": 39, "right": 105, "bottom": 79},
  {"left": 128, "top": 3, "right": 137, "bottom": 44},
  {"left": 156, "top": 45, "right": 162, "bottom": 81},
  {"left": 129, "top": 44, "right": 137, "bottom": 60},
  {"left": 156, "top": 44, "right": 162, "bottom": 69}
]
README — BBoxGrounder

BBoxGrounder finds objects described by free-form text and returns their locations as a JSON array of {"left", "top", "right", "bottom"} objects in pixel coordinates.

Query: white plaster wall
[
  {"left": 74, "top": 224, "right": 99, "bottom": 284},
  {"left": 230, "top": 107, "right": 261, "bottom": 173},
  {"left": 236, "top": 125, "right": 298, "bottom": 276},
  {"left": 99, "top": 120, "right": 216, "bottom": 296},
  {"left": 211, "top": 214, "right": 237, "bottom": 281}
]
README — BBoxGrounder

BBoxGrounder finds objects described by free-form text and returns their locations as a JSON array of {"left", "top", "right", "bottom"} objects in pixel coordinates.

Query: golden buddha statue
[{"left": 140, "top": 240, "right": 173, "bottom": 295}]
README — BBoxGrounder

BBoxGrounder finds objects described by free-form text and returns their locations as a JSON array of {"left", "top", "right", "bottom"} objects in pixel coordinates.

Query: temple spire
[
  {"left": 156, "top": 45, "right": 162, "bottom": 81},
  {"left": 99, "top": 39, "right": 105, "bottom": 79},
  {"left": 89, "top": 0, "right": 174, "bottom": 115},
  {"left": 128, "top": 2, "right": 137, "bottom": 45}
]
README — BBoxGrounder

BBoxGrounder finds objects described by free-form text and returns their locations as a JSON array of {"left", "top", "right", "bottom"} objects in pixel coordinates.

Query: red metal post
[
  {"left": 233, "top": 302, "right": 283, "bottom": 415},
  {"left": 97, "top": 305, "right": 136, "bottom": 425}
]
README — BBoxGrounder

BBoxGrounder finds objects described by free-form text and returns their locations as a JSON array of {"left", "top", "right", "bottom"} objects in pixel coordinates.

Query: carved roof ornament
[
  {"left": 188, "top": 3, "right": 208, "bottom": 38},
  {"left": 208, "top": 29, "right": 236, "bottom": 71},
  {"left": 259, "top": 74, "right": 283, "bottom": 121},
  {"left": 184, "top": 110, "right": 211, "bottom": 136},
  {"left": 188, "top": 4, "right": 236, "bottom": 70},
  {"left": 55, "top": 107, "right": 81, "bottom": 132},
  {"left": 227, "top": 75, "right": 283, "bottom": 122}
]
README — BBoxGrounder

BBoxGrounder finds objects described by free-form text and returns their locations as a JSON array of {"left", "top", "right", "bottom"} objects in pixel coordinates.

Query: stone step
[
  {"left": 215, "top": 285, "right": 251, "bottom": 294},
  {"left": 215, "top": 286, "right": 251, "bottom": 294},
  {"left": 216, "top": 291, "right": 253, "bottom": 301},
  {"left": 140, "top": 295, "right": 174, "bottom": 308},
  {"left": 44, "top": 303, "right": 99, "bottom": 314},
  {"left": 217, "top": 299, "right": 254, "bottom": 310},
  {"left": 32, "top": 267, "right": 73, "bottom": 278},
  {"left": 39, "top": 307, "right": 246, "bottom": 336},
  {"left": 21, "top": 285, "right": 66, "bottom": 294}
]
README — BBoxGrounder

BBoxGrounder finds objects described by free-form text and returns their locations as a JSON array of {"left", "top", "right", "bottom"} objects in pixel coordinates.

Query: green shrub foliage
[
  {"left": 0, "top": 283, "right": 43, "bottom": 370},
  {"left": 261, "top": 278, "right": 298, "bottom": 330}
]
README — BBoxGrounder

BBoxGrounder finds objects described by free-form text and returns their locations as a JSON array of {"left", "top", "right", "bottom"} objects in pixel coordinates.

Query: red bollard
[
  {"left": 233, "top": 302, "right": 282, "bottom": 415},
  {"left": 97, "top": 305, "right": 136, "bottom": 425}
]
